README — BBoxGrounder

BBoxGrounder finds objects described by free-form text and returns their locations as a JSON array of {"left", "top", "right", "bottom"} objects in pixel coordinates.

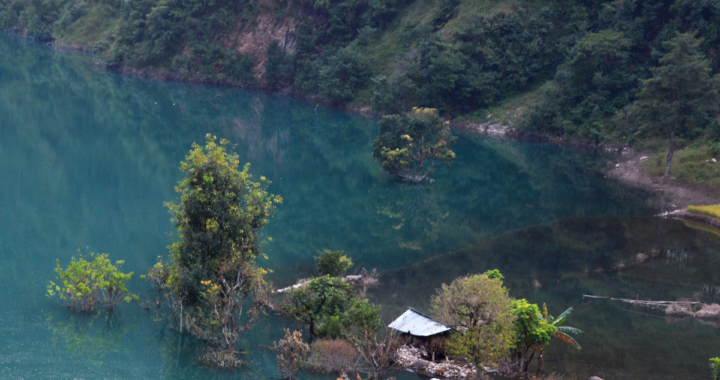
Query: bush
[
  {"left": 315, "top": 249, "right": 353, "bottom": 277},
  {"left": 275, "top": 329, "right": 310, "bottom": 379},
  {"left": 306, "top": 339, "right": 359, "bottom": 374},
  {"left": 47, "top": 252, "right": 137, "bottom": 313}
]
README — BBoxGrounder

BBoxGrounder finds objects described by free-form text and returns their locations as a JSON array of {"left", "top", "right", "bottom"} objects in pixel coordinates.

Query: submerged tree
[
  {"left": 372, "top": 107, "right": 456, "bottom": 182},
  {"left": 165, "top": 134, "right": 281, "bottom": 366},
  {"left": 430, "top": 271, "right": 515, "bottom": 365},
  {"left": 47, "top": 252, "right": 137, "bottom": 313},
  {"left": 636, "top": 32, "right": 720, "bottom": 178},
  {"left": 274, "top": 329, "right": 310, "bottom": 380}
]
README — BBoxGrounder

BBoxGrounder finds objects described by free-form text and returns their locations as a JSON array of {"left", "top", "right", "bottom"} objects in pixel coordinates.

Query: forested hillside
[{"left": 2, "top": 0, "right": 719, "bottom": 149}]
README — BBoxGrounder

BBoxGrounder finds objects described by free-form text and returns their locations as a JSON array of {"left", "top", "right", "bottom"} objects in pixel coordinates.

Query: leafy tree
[
  {"left": 315, "top": 249, "right": 353, "bottom": 277},
  {"left": 282, "top": 275, "right": 354, "bottom": 337},
  {"left": 510, "top": 299, "right": 557, "bottom": 373},
  {"left": 636, "top": 32, "right": 720, "bottom": 178},
  {"left": 430, "top": 272, "right": 515, "bottom": 365},
  {"left": 47, "top": 252, "right": 137, "bottom": 313},
  {"left": 165, "top": 134, "right": 281, "bottom": 366},
  {"left": 317, "top": 44, "right": 372, "bottom": 103},
  {"left": 372, "top": 107, "right": 456, "bottom": 183}
]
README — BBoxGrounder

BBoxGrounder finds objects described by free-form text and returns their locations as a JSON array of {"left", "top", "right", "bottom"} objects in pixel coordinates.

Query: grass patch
[
  {"left": 640, "top": 143, "right": 720, "bottom": 193},
  {"left": 60, "top": 4, "right": 121, "bottom": 47},
  {"left": 688, "top": 204, "right": 720, "bottom": 220},
  {"left": 455, "top": 80, "right": 550, "bottom": 127}
]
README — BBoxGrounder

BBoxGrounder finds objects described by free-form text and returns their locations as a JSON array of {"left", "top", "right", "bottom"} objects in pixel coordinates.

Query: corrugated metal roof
[{"left": 388, "top": 308, "right": 451, "bottom": 337}]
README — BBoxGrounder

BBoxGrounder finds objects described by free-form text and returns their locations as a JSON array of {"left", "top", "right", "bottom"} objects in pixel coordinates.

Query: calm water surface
[{"left": 0, "top": 35, "right": 718, "bottom": 379}]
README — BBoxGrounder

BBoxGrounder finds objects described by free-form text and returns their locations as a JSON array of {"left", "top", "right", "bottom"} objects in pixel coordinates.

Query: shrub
[
  {"left": 711, "top": 357, "right": 720, "bottom": 380},
  {"left": 47, "top": 252, "right": 137, "bottom": 313},
  {"left": 315, "top": 249, "right": 353, "bottom": 277},
  {"left": 275, "top": 329, "right": 310, "bottom": 380},
  {"left": 306, "top": 339, "right": 359, "bottom": 374}
]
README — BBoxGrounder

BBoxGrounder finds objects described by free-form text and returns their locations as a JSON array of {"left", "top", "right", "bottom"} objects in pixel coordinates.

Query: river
[{"left": 0, "top": 34, "right": 718, "bottom": 379}]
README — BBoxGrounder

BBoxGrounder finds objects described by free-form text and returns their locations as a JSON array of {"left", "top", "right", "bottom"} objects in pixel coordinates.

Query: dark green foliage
[
  {"left": 635, "top": 32, "right": 720, "bottom": 177},
  {"left": 315, "top": 249, "right": 353, "bottom": 277},
  {"left": 282, "top": 276, "right": 380, "bottom": 338},
  {"left": 375, "top": 6, "right": 570, "bottom": 114},
  {"left": 521, "top": 0, "right": 720, "bottom": 142},
  {"left": 317, "top": 44, "right": 372, "bottom": 102},
  {"left": 265, "top": 41, "right": 295, "bottom": 89},
  {"left": 372, "top": 108, "right": 456, "bottom": 182}
]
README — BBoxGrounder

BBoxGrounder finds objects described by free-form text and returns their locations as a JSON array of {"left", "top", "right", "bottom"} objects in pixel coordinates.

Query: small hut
[{"left": 388, "top": 308, "right": 454, "bottom": 361}]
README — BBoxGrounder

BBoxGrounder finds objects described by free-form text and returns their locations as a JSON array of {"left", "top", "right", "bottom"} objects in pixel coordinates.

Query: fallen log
[
  {"left": 274, "top": 268, "right": 377, "bottom": 294},
  {"left": 582, "top": 295, "right": 701, "bottom": 308}
]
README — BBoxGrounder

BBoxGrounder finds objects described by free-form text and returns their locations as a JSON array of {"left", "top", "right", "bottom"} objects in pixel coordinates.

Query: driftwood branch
[
  {"left": 582, "top": 295, "right": 701, "bottom": 308},
  {"left": 274, "top": 268, "right": 376, "bottom": 294}
]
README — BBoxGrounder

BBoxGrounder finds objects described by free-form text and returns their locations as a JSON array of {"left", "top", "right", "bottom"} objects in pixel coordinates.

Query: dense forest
[{"left": 2, "top": 0, "right": 719, "bottom": 149}]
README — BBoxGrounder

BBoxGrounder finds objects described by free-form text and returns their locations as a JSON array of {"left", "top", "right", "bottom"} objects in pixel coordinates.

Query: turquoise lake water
[{"left": 1, "top": 34, "right": 719, "bottom": 379}]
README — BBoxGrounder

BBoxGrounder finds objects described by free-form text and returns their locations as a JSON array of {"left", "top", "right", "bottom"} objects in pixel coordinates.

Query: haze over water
[{"left": 1, "top": 34, "right": 718, "bottom": 379}]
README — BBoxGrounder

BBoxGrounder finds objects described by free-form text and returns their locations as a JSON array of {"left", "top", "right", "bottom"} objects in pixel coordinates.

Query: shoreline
[{"left": 41, "top": 35, "right": 720, "bottom": 211}]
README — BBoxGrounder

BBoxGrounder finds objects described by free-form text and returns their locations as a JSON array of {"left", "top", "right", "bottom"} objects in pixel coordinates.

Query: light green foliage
[
  {"left": 430, "top": 272, "right": 514, "bottom": 365},
  {"left": 483, "top": 269, "right": 504, "bottom": 280},
  {"left": 372, "top": 107, "right": 456, "bottom": 183},
  {"left": 315, "top": 249, "right": 353, "bottom": 277},
  {"left": 711, "top": 357, "right": 720, "bottom": 380},
  {"left": 635, "top": 32, "right": 720, "bottom": 177},
  {"left": 510, "top": 299, "right": 557, "bottom": 372},
  {"left": 165, "top": 134, "right": 280, "bottom": 365},
  {"left": 47, "top": 252, "right": 136, "bottom": 313}
]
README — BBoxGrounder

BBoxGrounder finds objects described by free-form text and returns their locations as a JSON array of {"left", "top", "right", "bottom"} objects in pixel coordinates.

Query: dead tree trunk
[{"left": 664, "top": 118, "right": 679, "bottom": 178}]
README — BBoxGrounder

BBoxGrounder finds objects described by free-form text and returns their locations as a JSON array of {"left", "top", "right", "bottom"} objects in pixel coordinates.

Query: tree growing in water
[
  {"left": 636, "top": 32, "right": 720, "bottom": 178},
  {"left": 47, "top": 252, "right": 137, "bottom": 313},
  {"left": 372, "top": 107, "right": 456, "bottom": 183},
  {"left": 164, "top": 134, "right": 281, "bottom": 367}
]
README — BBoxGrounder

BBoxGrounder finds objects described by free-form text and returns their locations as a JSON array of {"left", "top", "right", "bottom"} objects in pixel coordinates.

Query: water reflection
[
  {"left": 0, "top": 34, "right": 680, "bottom": 379},
  {"left": 374, "top": 216, "right": 720, "bottom": 379}
]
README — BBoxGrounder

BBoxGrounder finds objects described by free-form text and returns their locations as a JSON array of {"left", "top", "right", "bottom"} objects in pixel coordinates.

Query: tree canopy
[
  {"left": 635, "top": 32, "right": 720, "bottom": 177},
  {"left": 164, "top": 134, "right": 281, "bottom": 366},
  {"left": 372, "top": 107, "right": 456, "bottom": 183}
]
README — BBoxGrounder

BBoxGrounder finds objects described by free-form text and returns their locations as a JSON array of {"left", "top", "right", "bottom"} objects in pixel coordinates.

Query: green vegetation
[
  {"left": 163, "top": 134, "right": 281, "bottom": 367},
  {"left": 429, "top": 270, "right": 580, "bottom": 374},
  {"left": 636, "top": 32, "right": 720, "bottom": 178},
  {"left": 315, "top": 249, "right": 353, "bottom": 277},
  {"left": 688, "top": 205, "right": 720, "bottom": 220},
  {"left": 372, "top": 107, "right": 456, "bottom": 182},
  {"left": 711, "top": 357, "right": 720, "bottom": 380},
  {"left": 47, "top": 252, "right": 136, "bottom": 313},
  {"left": 4, "top": 0, "right": 720, "bottom": 177},
  {"left": 431, "top": 272, "right": 515, "bottom": 365}
]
